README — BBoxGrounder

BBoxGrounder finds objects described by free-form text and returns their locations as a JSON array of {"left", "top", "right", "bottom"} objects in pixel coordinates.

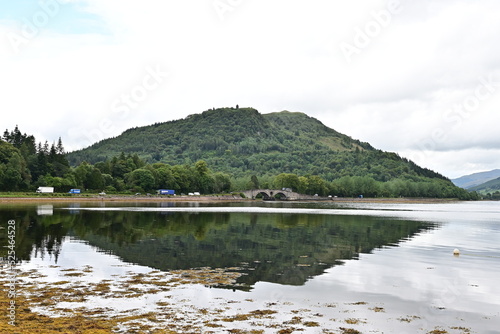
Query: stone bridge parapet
[{"left": 241, "top": 189, "right": 320, "bottom": 200}]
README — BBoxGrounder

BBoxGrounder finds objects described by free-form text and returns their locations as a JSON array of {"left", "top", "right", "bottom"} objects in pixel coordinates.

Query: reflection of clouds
[
  {"left": 23, "top": 237, "right": 151, "bottom": 283},
  {"left": 304, "top": 221, "right": 500, "bottom": 317},
  {"left": 71, "top": 201, "right": 500, "bottom": 224}
]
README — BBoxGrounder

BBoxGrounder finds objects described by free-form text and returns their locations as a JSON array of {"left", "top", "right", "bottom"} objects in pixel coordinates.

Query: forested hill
[{"left": 67, "top": 107, "right": 446, "bottom": 182}]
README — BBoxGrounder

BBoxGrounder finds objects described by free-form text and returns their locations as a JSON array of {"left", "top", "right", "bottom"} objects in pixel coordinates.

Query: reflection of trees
[
  {"left": 1, "top": 206, "right": 435, "bottom": 287},
  {"left": 0, "top": 208, "right": 74, "bottom": 263},
  {"left": 79, "top": 211, "right": 434, "bottom": 286},
  {"left": 69, "top": 211, "right": 231, "bottom": 245}
]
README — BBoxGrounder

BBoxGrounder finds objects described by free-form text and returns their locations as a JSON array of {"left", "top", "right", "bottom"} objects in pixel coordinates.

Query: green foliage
[
  {"left": 1, "top": 126, "right": 70, "bottom": 191},
  {"left": 250, "top": 175, "right": 260, "bottom": 189},
  {"left": 0, "top": 149, "right": 30, "bottom": 191},
  {"left": 484, "top": 191, "right": 500, "bottom": 200},
  {"left": 306, "top": 175, "right": 328, "bottom": 196},
  {"left": 327, "top": 175, "right": 478, "bottom": 200},
  {"left": 469, "top": 176, "right": 500, "bottom": 197},
  {"left": 274, "top": 173, "right": 300, "bottom": 190},
  {"left": 66, "top": 108, "right": 447, "bottom": 185},
  {"left": 0, "top": 113, "right": 479, "bottom": 200},
  {"left": 127, "top": 168, "right": 156, "bottom": 192},
  {"left": 67, "top": 156, "right": 233, "bottom": 194},
  {"left": 0, "top": 133, "right": 52, "bottom": 190},
  {"left": 213, "top": 172, "right": 231, "bottom": 193}
]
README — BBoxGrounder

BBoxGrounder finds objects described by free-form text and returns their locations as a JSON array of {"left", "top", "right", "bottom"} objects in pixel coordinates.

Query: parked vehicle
[
  {"left": 36, "top": 187, "right": 54, "bottom": 193},
  {"left": 157, "top": 189, "right": 175, "bottom": 195}
]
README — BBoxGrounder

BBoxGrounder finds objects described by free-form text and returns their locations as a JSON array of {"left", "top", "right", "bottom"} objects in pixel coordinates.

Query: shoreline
[{"left": 0, "top": 195, "right": 463, "bottom": 204}]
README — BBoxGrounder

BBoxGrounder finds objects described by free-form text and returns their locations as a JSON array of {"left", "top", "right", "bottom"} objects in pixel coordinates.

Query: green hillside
[
  {"left": 469, "top": 177, "right": 500, "bottom": 199},
  {"left": 67, "top": 107, "right": 445, "bottom": 183},
  {"left": 0, "top": 110, "right": 477, "bottom": 199}
]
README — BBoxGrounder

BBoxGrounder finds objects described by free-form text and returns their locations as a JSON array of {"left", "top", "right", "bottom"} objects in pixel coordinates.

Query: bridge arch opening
[
  {"left": 255, "top": 192, "right": 272, "bottom": 200},
  {"left": 274, "top": 192, "right": 287, "bottom": 200}
]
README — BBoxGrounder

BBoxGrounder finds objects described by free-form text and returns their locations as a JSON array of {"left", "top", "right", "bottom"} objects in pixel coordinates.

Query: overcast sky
[{"left": 1, "top": 0, "right": 500, "bottom": 179}]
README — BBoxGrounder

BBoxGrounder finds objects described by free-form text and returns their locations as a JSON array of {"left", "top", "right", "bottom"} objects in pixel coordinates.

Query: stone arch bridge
[{"left": 242, "top": 189, "right": 319, "bottom": 200}]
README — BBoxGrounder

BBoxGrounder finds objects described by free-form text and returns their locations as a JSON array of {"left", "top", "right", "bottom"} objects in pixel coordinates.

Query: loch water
[{"left": 1, "top": 200, "right": 499, "bottom": 333}]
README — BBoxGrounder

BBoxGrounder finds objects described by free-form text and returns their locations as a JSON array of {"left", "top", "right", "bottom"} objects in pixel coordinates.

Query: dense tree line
[
  {"left": 0, "top": 126, "right": 69, "bottom": 191},
  {"left": 263, "top": 173, "right": 478, "bottom": 200},
  {"left": 0, "top": 126, "right": 478, "bottom": 199},
  {"left": 84, "top": 156, "right": 232, "bottom": 194},
  {"left": 484, "top": 191, "right": 500, "bottom": 200},
  {"left": 0, "top": 128, "right": 232, "bottom": 194}
]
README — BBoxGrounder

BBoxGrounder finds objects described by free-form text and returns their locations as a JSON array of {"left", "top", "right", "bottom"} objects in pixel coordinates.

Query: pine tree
[
  {"left": 56, "top": 137, "right": 65, "bottom": 155},
  {"left": 49, "top": 143, "right": 57, "bottom": 163},
  {"left": 42, "top": 141, "right": 49, "bottom": 155},
  {"left": 250, "top": 175, "right": 259, "bottom": 188},
  {"left": 12, "top": 125, "right": 22, "bottom": 147},
  {"left": 2, "top": 129, "right": 9, "bottom": 142}
]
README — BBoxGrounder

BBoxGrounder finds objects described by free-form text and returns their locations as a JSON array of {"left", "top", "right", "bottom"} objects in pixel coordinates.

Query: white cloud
[
  {"left": 400, "top": 148, "right": 500, "bottom": 180},
  {"left": 1, "top": 0, "right": 500, "bottom": 178}
]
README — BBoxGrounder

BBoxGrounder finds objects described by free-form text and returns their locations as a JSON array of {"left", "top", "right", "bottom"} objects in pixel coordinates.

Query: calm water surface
[{"left": 1, "top": 200, "right": 499, "bottom": 333}]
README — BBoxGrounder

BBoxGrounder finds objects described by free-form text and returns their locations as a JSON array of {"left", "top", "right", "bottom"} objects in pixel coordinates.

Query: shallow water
[{"left": 1, "top": 200, "right": 500, "bottom": 333}]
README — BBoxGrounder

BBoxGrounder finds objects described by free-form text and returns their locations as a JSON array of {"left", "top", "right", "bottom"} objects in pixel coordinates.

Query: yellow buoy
[{"left": 453, "top": 248, "right": 460, "bottom": 256}]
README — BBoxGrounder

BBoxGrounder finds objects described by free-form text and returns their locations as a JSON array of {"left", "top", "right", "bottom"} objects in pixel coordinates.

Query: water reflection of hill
[
  {"left": 77, "top": 210, "right": 435, "bottom": 287},
  {"left": 0, "top": 207, "right": 435, "bottom": 287}
]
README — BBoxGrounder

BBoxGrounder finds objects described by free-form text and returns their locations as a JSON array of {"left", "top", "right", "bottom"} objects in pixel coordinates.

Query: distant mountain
[
  {"left": 451, "top": 169, "right": 500, "bottom": 189},
  {"left": 468, "top": 177, "right": 500, "bottom": 194},
  {"left": 67, "top": 107, "right": 447, "bottom": 183}
]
